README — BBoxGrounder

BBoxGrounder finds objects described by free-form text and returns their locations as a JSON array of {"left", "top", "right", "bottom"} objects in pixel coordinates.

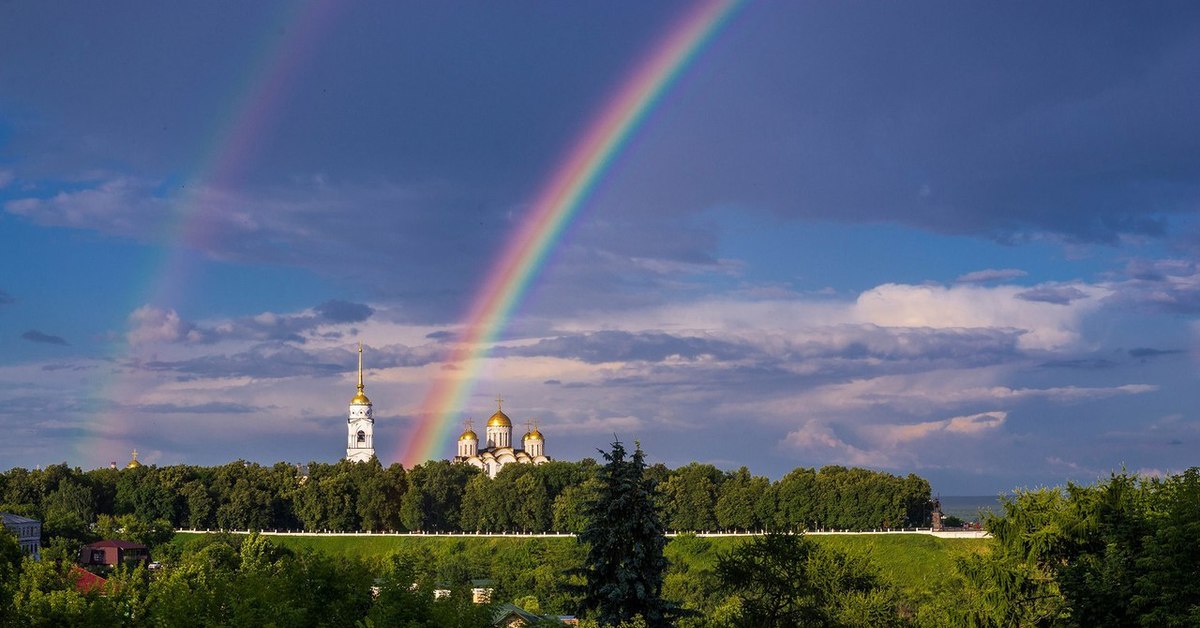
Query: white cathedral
[
  {"left": 345, "top": 346, "right": 549, "bottom": 475},
  {"left": 453, "top": 398, "right": 550, "bottom": 478}
]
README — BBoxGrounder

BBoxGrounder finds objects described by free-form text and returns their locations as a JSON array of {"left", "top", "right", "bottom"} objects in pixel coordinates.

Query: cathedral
[
  {"left": 343, "top": 346, "right": 548, "bottom": 474},
  {"left": 453, "top": 399, "right": 550, "bottom": 478}
]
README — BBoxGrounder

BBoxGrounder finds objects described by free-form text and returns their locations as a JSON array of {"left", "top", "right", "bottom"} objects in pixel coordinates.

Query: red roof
[
  {"left": 72, "top": 566, "right": 107, "bottom": 594},
  {"left": 85, "top": 540, "right": 147, "bottom": 550}
]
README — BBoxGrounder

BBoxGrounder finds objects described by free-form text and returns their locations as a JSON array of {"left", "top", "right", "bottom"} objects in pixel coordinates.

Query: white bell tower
[{"left": 346, "top": 342, "right": 375, "bottom": 463}]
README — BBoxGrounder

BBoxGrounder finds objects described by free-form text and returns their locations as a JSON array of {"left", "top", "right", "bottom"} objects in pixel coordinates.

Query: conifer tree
[{"left": 576, "top": 439, "right": 678, "bottom": 627}]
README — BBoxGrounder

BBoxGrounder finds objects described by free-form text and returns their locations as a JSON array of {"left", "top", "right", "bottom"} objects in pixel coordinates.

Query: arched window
[{"left": 357, "top": 430, "right": 366, "bottom": 444}]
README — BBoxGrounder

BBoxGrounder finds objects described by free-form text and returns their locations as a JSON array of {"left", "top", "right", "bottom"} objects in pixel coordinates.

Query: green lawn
[{"left": 173, "top": 531, "right": 987, "bottom": 601}]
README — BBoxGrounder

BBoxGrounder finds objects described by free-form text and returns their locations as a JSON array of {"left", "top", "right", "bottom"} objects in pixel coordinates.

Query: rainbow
[
  {"left": 401, "top": 0, "right": 744, "bottom": 466},
  {"left": 82, "top": 0, "right": 342, "bottom": 466}
]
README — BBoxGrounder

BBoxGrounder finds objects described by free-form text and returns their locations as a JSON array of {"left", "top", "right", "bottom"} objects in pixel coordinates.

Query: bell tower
[{"left": 346, "top": 342, "right": 375, "bottom": 463}]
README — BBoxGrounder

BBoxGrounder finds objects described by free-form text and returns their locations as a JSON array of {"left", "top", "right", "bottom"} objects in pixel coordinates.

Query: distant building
[
  {"left": 491, "top": 603, "right": 557, "bottom": 627},
  {"left": 453, "top": 398, "right": 550, "bottom": 478},
  {"left": 71, "top": 566, "right": 107, "bottom": 593},
  {"left": 1, "top": 512, "right": 41, "bottom": 559},
  {"left": 79, "top": 540, "right": 149, "bottom": 567},
  {"left": 346, "top": 343, "right": 376, "bottom": 463}
]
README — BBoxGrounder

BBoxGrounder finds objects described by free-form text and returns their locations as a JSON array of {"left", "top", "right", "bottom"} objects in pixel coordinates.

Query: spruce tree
[{"left": 576, "top": 439, "right": 677, "bottom": 627}]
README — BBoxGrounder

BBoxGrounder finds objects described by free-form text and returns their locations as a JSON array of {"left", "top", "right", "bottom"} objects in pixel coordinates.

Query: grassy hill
[{"left": 172, "top": 532, "right": 988, "bottom": 605}]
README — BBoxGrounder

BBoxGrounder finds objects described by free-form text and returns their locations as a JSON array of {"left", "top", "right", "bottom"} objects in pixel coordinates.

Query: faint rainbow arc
[
  {"left": 401, "top": 0, "right": 744, "bottom": 466},
  {"left": 83, "top": 0, "right": 342, "bottom": 466}
]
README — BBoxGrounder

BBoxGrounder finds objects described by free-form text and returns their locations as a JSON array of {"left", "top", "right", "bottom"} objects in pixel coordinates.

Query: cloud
[
  {"left": 853, "top": 282, "right": 1103, "bottom": 350},
  {"left": 0, "top": 289, "right": 14, "bottom": 306},
  {"left": 783, "top": 422, "right": 877, "bottom": 467},
  {"left": 1106, "top": 259, "right": 1200, "bottom": 313},
  {"left": 0, "top": 170, "right": 14, "bottom": 189},
  {"left": 21, "top": 329, "right": 68, "bottom": 345},
  {"left": 494, "top": 331, "right": 751, "bottom": 364},
  {"left": 1128, "top": 347, "right": 1184, "bottom": 359},
  {"left": 956, "top": 268, "right": 1028, "bottom": 284},
  {"left": 129, "top": 402, "right": 262, "bottom": 414},
  {"left": 127, "top": 301, "right": 379, "bottom": 348},
  {"left": 314, "top": 300, "right": 374, "bottom": 323},
  {"left": 136, "top": 341, "right": 441, "bottom": 380},
  {"left": 128, "top": 306, "right": 205, "bottom": 345},
  {"left": 1016, "top": 285, "right": 1090, "bottom": 305}
]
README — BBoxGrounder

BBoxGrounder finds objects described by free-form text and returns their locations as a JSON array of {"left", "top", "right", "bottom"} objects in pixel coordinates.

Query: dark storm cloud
[
  {"left": 21, "top": 329, "right": 68, "bottom": 345},
  {"left": 1016, "top": 285, "right": 1089, "bottom": 305},
  {"left": 602, "top": 3, "right": 1200, "bottom": 244},
  {"left": 314, "top": 300, "right": 374, "bottom": 323}
]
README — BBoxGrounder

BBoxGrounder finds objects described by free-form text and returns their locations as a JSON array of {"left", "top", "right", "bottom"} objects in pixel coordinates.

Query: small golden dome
[
  {"left": 525, "top": 428, "right": 543, "bottom": 441},
  {"left": 459, "top": 429, "right": 478, "bottom": 441},
  {"left": 487, "top": 409, "right": 511, "bottom": 427},
  {"left": 125, "top": 449, "right": 143, "bottom": 469}
]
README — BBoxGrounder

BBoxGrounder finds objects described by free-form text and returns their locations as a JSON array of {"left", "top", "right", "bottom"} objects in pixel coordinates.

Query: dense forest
[{"left": 0, "top": 457, "right": 933, "bottom": 551}]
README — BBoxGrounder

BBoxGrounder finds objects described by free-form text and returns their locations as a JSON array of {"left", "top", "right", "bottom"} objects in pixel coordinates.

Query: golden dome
[
  {"left": 459, "top": 429, "right": 478, "bottom": 441},
  {"left": 125, "top": 449, "right": 143, "bottom": 469},
  {"left": 526, "top": 428, "right": 543, "bottom": 441},
  {"left": 487, "top": 410, "right": 511, "bottom": 428}
]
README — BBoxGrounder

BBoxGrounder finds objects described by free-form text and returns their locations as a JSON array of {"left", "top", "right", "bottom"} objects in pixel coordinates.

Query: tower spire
[{"left": 357, "top": 342, "right": 364, "bottom": 393}]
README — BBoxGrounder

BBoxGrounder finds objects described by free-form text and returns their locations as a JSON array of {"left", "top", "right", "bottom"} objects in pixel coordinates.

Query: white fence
[{"left": 175, "top": 528, "right": 990, "bottom": 539}]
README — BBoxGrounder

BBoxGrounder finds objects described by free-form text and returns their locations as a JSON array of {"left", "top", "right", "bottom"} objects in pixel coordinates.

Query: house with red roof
[{"left": 78, "top": 540, "right": 149, "bottom": 567}]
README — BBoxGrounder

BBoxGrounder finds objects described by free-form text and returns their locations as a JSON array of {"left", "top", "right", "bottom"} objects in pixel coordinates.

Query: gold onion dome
[
  {"left": 459, "top": 429, "right": 478, "bottom": 441},
  {"left": 487, "top": 409, "right": 511, "bottom": 427},
  {"left": 125, "top": 449, "right": 143, "bottom": 469},
  {"left": 526, "top": 428, "right": 543, "bottom": 441}
]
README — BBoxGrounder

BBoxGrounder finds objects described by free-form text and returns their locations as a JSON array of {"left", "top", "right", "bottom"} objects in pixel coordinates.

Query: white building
[
  {"left": 453, "top": 399, "right": 549, "bottom": 478},
  {"left": 1, "top": 513, "right": 41, "bottom": 560},
  {"left": 345, "top": 343, "right": 376, "bottom": 463}
]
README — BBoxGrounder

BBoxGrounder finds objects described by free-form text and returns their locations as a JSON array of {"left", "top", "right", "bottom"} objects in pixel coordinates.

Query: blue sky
[{"left": 2, "top": 1, "right": 1199, "bottom": 494}]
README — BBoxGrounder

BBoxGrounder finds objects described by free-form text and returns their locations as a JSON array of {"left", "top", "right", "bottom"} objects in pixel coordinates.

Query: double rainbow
[{"left": 400, "top": 0, "right": 744, "bottom": 466}]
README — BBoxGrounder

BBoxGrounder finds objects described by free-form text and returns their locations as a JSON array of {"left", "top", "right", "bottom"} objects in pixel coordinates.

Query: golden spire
[
  {"left": 350, "top": 342, "right": 371, "bottom": 405},
  {"left": 125, "top": 449, "right": 143, "bottom": 469}
]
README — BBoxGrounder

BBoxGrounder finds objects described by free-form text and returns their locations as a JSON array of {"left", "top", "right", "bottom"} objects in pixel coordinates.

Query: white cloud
[
  {"left": 853, "top": 282, "right": 1106, "bottom": 350},
  {"left": 127, "top": 306, "right": 204, "bottom": 346}
]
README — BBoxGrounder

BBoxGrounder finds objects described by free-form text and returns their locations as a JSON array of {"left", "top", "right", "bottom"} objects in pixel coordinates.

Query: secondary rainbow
[
  {"left": 82, "top": 0, "right": 341, "bottom": 466},
  {"left": 401, "top": 0, "right": 745, "bottom": 466}
]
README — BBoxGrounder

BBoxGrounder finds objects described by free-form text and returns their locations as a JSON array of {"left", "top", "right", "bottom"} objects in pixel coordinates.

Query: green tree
[
  {"left": 716, "top": 533, "right": 901, "bottom": 627},
  {"left": 661, "top": 463, "right": 721, "bottom": 532},
  {"left": 577, "top": 439, "right": 678, "bottom": 627}
]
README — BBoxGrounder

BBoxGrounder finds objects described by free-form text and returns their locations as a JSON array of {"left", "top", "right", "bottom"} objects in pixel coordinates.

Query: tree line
[{"left": 0, "top": 457, "right": 932, "bottom": 546}]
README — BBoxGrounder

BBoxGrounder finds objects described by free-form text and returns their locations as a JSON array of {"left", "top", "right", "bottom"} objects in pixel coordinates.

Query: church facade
[
  {"left": 453, "top": 400, "right": 549, "bottom": 478},
  {"left": 345, "top": 344, "right": 375, "bottom": 462}
]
